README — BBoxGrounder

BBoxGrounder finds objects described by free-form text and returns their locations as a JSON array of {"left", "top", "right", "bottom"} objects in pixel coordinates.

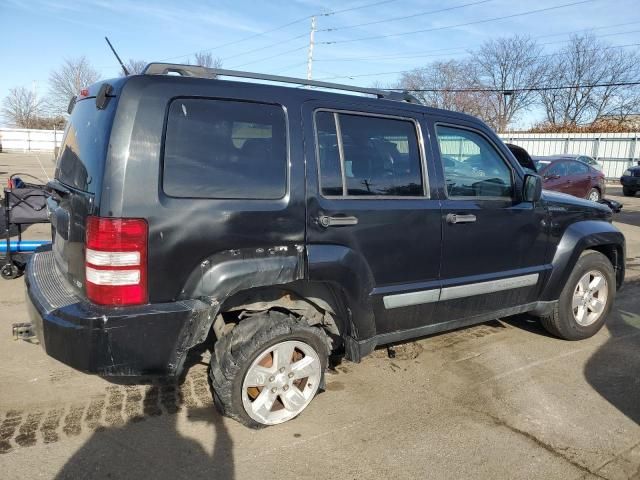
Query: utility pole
[{"left": 307, "top": 16, "right": 316, "bottom": 80}]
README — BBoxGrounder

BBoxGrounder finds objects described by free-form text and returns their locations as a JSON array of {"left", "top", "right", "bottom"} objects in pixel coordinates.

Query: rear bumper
[
  {"left": 620, "top": 176, "right": 640, "bottom": 188},
  {"left": 25, "top": 249, "right": 211, "bottom": 376}
]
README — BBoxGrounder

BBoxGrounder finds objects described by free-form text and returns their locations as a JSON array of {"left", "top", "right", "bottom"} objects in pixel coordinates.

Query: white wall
[
  {"left": 499, "top": 132, "right": 640, "bottom": 179},
  {"left": 0, "top": 128, "right": 65, "bottom": 152}
]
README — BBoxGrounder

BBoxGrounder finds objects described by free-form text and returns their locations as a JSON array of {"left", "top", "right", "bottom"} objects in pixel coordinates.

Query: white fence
[
  {"left": 2, "top": 127, "right": 638, "bottom": 180},
  {"left": 0, "top": 128, "right": 64, "bottom": 153},
  {"left": 499, "top": 132, "right": 640, "bottom": 179}
]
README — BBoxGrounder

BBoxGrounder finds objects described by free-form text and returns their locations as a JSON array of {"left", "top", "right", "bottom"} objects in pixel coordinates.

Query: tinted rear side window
[
  {"left": 163, "top": 99, "right": 287, "bottom": 199},
  {"left": 315, "top": 111, "right": 424, "bottom": 197},
  {"left": 56, "top": 98, "right": 117, "bottom": 194}
]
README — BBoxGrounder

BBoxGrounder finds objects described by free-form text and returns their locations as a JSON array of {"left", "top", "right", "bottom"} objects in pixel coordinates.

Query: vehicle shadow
[
  {"left": 506, "top": 280, "right": 640, "bottom": 426},
  {"left": 583, "top": 278, "right": 640, "bottom": 425},
  {"left": 54, "top": 402, "right": 235, "bottom": 479},
  {"left": 55, "top": 343, "right": 236, "bottom": 479},
  {"left": 613, "top": 209, "right": 640, "bottom": 228},
  {"left": 501, "top": 312, "right": 557, "bottom": 338}
]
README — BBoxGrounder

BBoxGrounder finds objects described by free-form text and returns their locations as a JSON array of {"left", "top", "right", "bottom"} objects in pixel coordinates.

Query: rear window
[
  {"left": 163, "top": 99, "right": 287, "bottom": 199},
  {"left": 56, "top": 98, "right": 116, "bottom": 194}
]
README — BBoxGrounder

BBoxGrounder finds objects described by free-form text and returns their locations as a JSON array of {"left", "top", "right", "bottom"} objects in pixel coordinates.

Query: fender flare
[
  {"left": 306, "top": 244, "right": 377, "bottom": 346},
  {"left": 179, "top": 246, "right": 305, "bottom": 345},
  {"left": 541, "top": 220, "right": 625, "bottom": 301}
]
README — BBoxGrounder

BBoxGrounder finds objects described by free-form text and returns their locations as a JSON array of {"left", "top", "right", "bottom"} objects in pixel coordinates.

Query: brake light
[{"left": 85, "top": 216, "right": 148, "bottom": 306}]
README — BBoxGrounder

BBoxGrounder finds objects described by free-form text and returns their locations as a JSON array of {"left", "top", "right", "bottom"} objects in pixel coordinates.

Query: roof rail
[{"left": 142, "top": 63, "right": 421, "bottom": 104}]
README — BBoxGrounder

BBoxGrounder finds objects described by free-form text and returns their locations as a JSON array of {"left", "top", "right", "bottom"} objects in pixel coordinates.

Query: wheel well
[
  {"left": 216, "top": 282, "right": 346, "bottom": 351},
  {"left": 585, "top": 244, "right": 624, "bottom": 288}
]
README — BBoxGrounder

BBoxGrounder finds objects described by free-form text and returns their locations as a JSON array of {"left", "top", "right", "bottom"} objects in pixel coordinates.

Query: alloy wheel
[
  {"left": 241, "top": 340, "right": 321, "bottom": 425},
  {"left": 572, "top": 270, "right": 608, "bottom": 326}
]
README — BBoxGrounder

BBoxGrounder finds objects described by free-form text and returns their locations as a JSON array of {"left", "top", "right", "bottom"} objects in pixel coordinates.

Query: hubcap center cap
[{"left": 273, "top": 372, "right": 288, "bottom": 388}]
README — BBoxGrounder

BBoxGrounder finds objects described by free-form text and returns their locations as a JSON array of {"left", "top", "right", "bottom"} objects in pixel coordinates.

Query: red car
[{"left": 533, "top": 157, "right": 606, "bottom": 201}]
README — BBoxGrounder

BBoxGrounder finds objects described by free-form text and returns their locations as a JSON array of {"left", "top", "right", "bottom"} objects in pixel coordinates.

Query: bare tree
[
  {"left": 48, "top": 57, "right": 100, "bottom": 116},
  {"left": 471, "top": 36, "right": 547, "bottom": 130},
  {"left": 123, "top": 59, "right": 148, "bottom": 75},
  {"left": 192, "top": 52, "right": 223, "bottom": 69},
  {"left": 540, "top": 34, "right": 640, "bottom": 126},
  {"left": 398, "top": 60, "right": 494, "bottom": 121},
  {"left": 1, "top": 86, "right": 45, "bottom": 128}
]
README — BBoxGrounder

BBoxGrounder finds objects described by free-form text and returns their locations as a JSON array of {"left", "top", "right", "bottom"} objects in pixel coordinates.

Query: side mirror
[{"left": 523, "top": 174, "right": 542, "bottom": 202}]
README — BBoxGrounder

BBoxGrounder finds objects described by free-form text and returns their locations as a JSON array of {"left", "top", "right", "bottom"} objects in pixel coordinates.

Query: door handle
[
  {"left": 318, "top": 215, "right": 359, "bottom": 228},
  {"left": 446, "top": 213, "right": 476, "bottom": 224}
]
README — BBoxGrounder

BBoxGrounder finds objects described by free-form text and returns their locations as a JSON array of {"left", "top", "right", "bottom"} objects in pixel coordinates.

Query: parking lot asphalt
[{"left": 1, "top": 152, "right": 639, "bottom": 480}]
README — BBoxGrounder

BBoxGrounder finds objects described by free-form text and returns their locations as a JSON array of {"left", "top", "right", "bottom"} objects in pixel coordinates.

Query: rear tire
[
  {"left": 586, "top": 188, "right": 601, "bottom": 202},
  {"left": 209, "top": 310, "right": 330, "bottom": 428},
  {"left": 622, "top": 187, "right": 636, "bottom": 197},
  {"left": 540, "top": 250, "right": 615, "bottom": 340}
]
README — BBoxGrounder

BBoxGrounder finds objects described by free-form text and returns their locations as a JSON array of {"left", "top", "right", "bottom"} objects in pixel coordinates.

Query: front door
[
  {"left": 429, "top": 119, "right": 549, "bottom": 321},
  {"left": 303, "top": 102, "right": 442, "bottom": 335},
  {"left": 543, "top": 161, "right": 570, "bottom": 194}
]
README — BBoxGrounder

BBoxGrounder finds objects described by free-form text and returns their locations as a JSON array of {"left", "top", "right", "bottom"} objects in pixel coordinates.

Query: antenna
[{"left": 105, "top": 36, "right": 130, "bottom": 76}]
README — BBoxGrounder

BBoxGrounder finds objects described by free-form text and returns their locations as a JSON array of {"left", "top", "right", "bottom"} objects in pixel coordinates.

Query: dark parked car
[
  {"left": 620, "top": 164, "right": 640, "bottom": 196},
  {"left": 534, "top": 157, "right": 606, "bottom": 201},
  {"left": 26, "top": 64, "right": 625, "bottom": 428}
]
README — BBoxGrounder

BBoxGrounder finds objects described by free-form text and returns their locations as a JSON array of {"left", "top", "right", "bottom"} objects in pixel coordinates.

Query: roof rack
[{"left": 142, "top": 63, "right": 421, "bottom": 104}]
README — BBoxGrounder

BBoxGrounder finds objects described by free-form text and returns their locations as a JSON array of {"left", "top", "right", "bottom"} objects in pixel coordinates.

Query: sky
[{"left": 2, "top": 0, "right": 640, "bottom": 127}]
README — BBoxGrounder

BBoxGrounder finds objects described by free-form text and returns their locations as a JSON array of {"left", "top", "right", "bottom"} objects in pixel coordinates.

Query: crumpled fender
[
  {"left": 541, "top": 220, "right": 625, "bottom": 301},
  {"left": 178, "top": 245, "right": 306, "bottom": 345}
]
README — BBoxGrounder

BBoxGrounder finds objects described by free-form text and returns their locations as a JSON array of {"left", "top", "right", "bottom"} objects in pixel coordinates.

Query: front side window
[
  {"left": 436, "top": 126, "right": 513, "bottom": 199},
  {"left": 546, "top": 162, "right": 568, "bottom": 178},
  {"left": 315, "top": 111, "right": 424, "bottom": 197},
  {"left": 567, "top": 161, "right": 589, "bottom": 175},
  {"left": 163, "top": 99, "right": 287, "bottom": 199}
]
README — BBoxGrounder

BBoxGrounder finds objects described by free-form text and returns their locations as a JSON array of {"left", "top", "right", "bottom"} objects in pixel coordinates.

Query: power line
[
  {"left": 220, "top": 33, "right": 310, "bottom": 62},
  {"left": 159, "top": 0, "right": 400, "bottom": 63},
  {"left": 159, "top": 16, "right": 312, "bottom": 62},
  {"left": 319, "top": 0, "right": 596, "bottom": 45},
  {"left": 229, "top": 45, "right": 309, "bottom": 69},
  {"left": 315, "top": 29, "right": 640, "bottom": 64},
  {"left": 384, "top": 80, "right": 640, "bottom": 93},
  {"left": 314, "top": 42, "right": 640, "bottom": 81},
  {"left": 319, "top": 0, "right": 493, "bottom": 32},
  {"left": 320, "top": 0, "right": 398, "bottom": 16}
]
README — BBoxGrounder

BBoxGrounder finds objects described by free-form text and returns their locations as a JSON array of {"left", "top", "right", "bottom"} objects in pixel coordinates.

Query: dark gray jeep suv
[{"left": 26, "top": 64, "right": 625, "bottom": 428}]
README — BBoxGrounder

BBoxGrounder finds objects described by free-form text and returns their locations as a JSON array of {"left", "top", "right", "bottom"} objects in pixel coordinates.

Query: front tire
[
  {"left": 209, "top": 310, "right": 330, "bottom": 428},
  {"left": 540, "top": 250, "right": 615, "bottom": 340}
]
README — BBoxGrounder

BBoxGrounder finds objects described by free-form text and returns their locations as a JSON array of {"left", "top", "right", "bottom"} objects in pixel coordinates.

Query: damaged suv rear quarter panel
[{"left": 101, "top": 76, "right": 308, "bottom": 305}]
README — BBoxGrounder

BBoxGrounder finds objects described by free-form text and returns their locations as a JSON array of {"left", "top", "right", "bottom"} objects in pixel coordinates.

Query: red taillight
[
  {"left": 79, "top": 88, "right": 89, "bottom": 98},
  {"left": 85, "top": 216, "right": 148, "bottom": 306}
]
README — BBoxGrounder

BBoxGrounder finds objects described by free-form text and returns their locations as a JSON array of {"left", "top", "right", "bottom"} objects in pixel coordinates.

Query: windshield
[{"left": 533, "top": 160, "right": 551, "bottom": 171}]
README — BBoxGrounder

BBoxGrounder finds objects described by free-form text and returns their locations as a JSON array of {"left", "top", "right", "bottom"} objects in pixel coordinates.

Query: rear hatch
[{"left": 48, "top": 84, "right": 119, "bottom": 293}]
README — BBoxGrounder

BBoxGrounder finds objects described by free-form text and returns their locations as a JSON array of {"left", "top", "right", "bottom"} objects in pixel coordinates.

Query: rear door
[
  {"left": 303, "top": 101, "right": 442, "bottom": 334},
  {"left": 566, "top": 160, "right": 591, "bottom": 197},
  {"left": 48, "top": 91, "right": 119, "bottom": 292}
]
